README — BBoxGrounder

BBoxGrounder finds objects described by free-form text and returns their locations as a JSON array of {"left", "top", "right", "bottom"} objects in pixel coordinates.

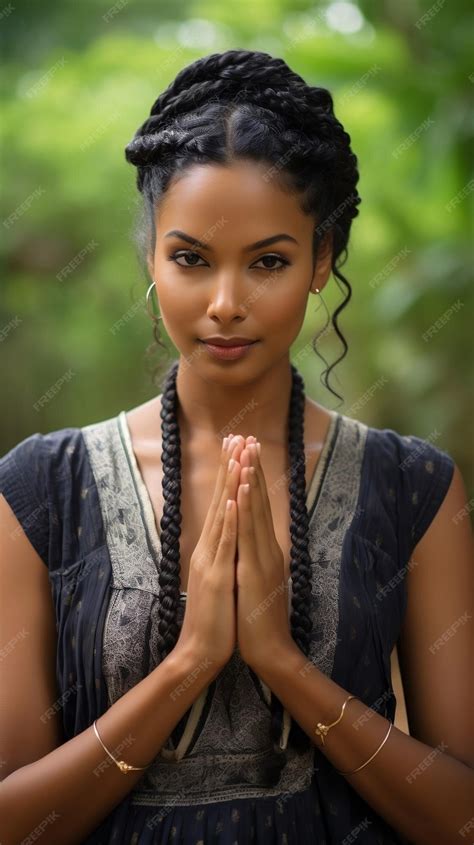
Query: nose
[{"left": 206, "top": 272, "right": 248, "bottom": 323}]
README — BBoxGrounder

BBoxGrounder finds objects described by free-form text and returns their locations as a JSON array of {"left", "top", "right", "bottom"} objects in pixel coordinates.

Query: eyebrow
[{"left": 164, "top": 229, "right": 299, "bottom": 252}]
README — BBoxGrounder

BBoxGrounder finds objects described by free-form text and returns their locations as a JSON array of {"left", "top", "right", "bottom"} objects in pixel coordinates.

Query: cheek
[
  {"left": 260, "top": 285, "right": 308, "bottom": 334},
  {"left": 157, "top": 283, "right": 196, "bottom": 323}
]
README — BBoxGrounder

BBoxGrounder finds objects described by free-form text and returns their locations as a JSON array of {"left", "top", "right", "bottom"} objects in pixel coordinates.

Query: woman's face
[{"left": 147, "top": 159, "right": 332, "bottom": 383}]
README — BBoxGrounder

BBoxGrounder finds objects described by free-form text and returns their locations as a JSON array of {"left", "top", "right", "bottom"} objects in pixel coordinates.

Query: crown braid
[{"left": 156, "top": 358, "right": 314, "bottom": 757}]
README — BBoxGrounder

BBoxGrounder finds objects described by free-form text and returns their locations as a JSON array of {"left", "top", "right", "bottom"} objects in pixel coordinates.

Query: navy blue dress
[{"left": 0, "top": 405, "right": 455, "bottom": 844}]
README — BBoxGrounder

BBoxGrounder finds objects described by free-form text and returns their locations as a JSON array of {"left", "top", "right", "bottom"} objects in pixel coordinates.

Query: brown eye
[
  {"left": 252, "top": 254, "right": 290, "bottom": 270},
  {"left": 168, "top": 250, "right": 207, "bottom": 267}
]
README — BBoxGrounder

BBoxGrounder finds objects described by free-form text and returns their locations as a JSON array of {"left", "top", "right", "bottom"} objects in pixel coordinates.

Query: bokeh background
[{"left": 1, "top": 1, "right": 473, "bottom": 727}]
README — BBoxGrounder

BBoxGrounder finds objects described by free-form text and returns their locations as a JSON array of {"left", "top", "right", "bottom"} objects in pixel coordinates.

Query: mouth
[{"left": 199, "top": 340, "right": 259, "bottom": 361}]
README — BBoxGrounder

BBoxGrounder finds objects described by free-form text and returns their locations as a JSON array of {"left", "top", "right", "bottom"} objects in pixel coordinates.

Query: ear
[{"left": 311, "top": 231, "right": 333, "bottom": 292}]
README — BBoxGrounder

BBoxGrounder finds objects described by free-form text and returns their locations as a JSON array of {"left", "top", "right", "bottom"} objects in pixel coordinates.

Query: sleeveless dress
[{"left": 0, "top": 406, "right": 455, "bottom": 844}]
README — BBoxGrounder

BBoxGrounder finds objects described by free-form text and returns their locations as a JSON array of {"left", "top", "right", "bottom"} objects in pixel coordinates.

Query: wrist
[
  {"left": 247, "top": 636, "right": 302, "bottom": 677},
  {"left": 167, "top": 641, "right": 223, "bottom": 682}
]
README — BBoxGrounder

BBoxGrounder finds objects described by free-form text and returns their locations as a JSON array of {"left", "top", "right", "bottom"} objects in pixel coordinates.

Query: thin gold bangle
[
  {"left": 93, "top": 719, "right": 150, "bottom": 774},
  {"left": 336, "top": 720, "right": 393, "bottom": 775},
  {"left": 314, "top": 694, "right": 358, "bottom": 745}
]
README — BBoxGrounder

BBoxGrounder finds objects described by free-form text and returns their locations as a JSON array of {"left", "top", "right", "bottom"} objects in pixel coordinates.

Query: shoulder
[
  {"left": 339, "top": 412, "right": 456, "bottom": 559},
  {"left": 0, "top": 415, "right": 118, "bottom": 566},
  {"left": 0, "top": 423, "right": 89, "bottom": 491}
]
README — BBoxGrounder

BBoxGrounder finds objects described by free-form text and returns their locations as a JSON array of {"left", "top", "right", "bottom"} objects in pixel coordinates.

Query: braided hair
[{"left": 124, "top": 50, "right": 361, "bottom": 760}]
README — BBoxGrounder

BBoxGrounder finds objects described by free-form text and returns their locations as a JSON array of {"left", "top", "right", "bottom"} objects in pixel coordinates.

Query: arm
[
  {"left": 249, "top": 463, "right": 474, "bottom": 845},
  {"left": 0, "top": 494, "right": 219, "bottom": 845}
]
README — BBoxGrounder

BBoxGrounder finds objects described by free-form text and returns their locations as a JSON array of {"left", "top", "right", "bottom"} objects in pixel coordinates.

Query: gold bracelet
[
  {"left": 314, "top": 694, "right": 358, "bottom": 745},
  {"left": 336, "top": 720, "right": 393, "bottom": 775},
  {"left": 93, "top": 719, "right": 150, "bottom": 774}
]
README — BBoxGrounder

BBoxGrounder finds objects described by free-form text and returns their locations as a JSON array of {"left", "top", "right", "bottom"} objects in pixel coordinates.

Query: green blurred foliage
[{"left": 1, "top": 0, "right": 473, "bottom": 490}]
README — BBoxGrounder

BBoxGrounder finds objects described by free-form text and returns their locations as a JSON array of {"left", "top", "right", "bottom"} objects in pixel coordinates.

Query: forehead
[{"left": 157, "top": 160, "right": 311, "bottom": 236}]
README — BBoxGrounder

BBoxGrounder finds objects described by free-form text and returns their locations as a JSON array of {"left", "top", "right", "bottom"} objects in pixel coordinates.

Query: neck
[{"left": 175, "top": 355, "right": 295, "bottom": 447}]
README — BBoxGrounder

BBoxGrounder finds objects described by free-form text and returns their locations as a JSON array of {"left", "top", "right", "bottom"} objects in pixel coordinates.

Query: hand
[
  {"left": 174, "top": 434, "right": 246, "bottom": 672},
  {"left": 235, "top": 439, "right": 293, "bottom": 671}
]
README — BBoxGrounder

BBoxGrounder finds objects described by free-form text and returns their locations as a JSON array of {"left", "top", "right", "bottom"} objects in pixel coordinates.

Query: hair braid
[{"left": 156, "top": 360, "right": 187, "bottom": 749}]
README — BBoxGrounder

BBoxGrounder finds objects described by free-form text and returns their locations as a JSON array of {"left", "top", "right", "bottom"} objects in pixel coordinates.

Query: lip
[
  {"left": 200, "top": 340, "right": 258, "bottom": 361},
  {"left": 199, "top": 337, "right": 257, "bottom": 347}
]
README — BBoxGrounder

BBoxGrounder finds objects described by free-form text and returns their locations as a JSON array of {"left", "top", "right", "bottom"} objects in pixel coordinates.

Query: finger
[
  {"left": 236, "top": 477, "right": 258, "bottom": 567},
  {"left": 207, "top": 448, "right": 242, "bottom": 557},
  {"left": 202, "top": 435, "right": 243, "bottom": 535},
  {"left": 246, "top": 445, "right": 280, "bottom": 560},
  {"left": 250, "top": 444, "right": 277, "bottom": 536},
  {"left": 213, "top": 496, "right": 237, "bottom": 577},
  {"left": 243, "top": 453, "right": 273, "bottom": 566},
  {"left": 241, "top": 444, "right": 274, "bottom": 541}
]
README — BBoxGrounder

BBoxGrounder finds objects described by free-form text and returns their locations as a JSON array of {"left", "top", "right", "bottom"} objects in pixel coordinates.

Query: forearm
[
  {"left": 253, "top": 642, "right": 474, "bottom": 845},
  {"left": 0, "top": 645, "right": 218, "bottom": 845}
]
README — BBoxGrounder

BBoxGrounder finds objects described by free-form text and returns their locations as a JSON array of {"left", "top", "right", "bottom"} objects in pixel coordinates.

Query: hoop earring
[{"left": 146, "top": 282, "right": 163, "bottom": 321}]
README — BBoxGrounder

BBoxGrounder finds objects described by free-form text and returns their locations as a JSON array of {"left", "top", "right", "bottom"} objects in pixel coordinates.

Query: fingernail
[
  {"left": 223, "top": 436, "right": 229, "bottom": 450},
  {"left": 228, "top": 458, "right": 235, "bottom": 472},
  {"left": 256, "top": 442, "right": 261, "bottom": 455}
]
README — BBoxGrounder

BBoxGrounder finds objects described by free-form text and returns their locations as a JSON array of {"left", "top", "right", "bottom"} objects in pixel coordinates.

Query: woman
[{"left": 1, "top": 49, "right": 472, "bottom": 844}]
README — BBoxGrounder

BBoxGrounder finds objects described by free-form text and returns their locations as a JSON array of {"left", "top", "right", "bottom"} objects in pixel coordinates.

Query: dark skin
[{"left": 127, "top": 158, "right": 334, "bottom": 595}]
